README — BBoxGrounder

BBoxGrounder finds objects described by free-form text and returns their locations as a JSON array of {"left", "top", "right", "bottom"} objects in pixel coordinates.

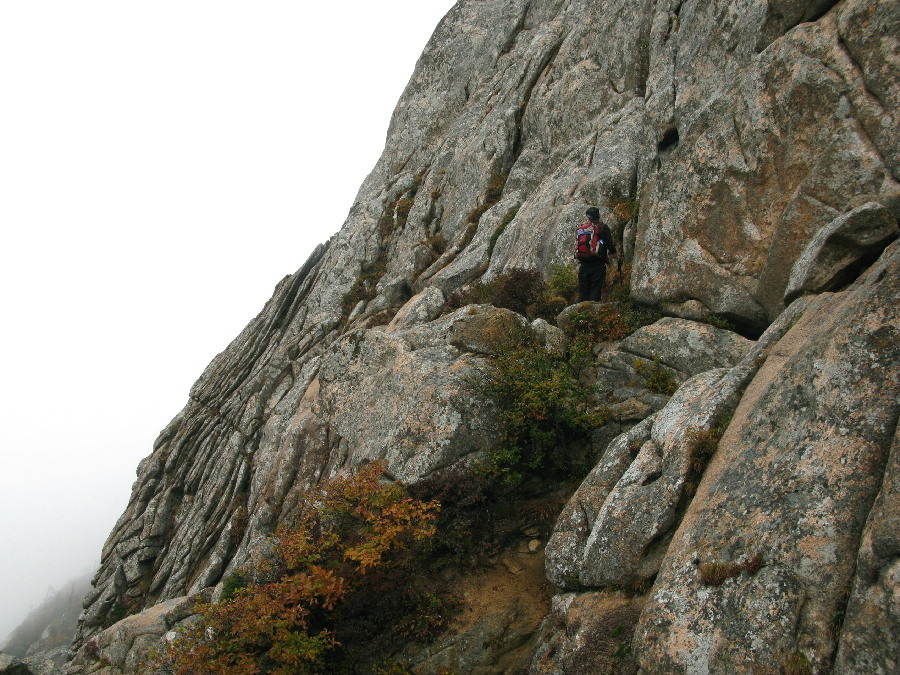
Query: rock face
[
  {"left": 67, "top": 0, "right": 898, "bottom": 672},
  {"left": 633, "top": 240, "right": 900, "bottom": 673},
  {"left": 0, "top": 654, "right": 34, "bottom": 675}
]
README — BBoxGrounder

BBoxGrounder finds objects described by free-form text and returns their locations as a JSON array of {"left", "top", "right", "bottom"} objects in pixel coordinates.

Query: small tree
[{"left": 166, "top": 463, "right": 438, "bottom": 674}]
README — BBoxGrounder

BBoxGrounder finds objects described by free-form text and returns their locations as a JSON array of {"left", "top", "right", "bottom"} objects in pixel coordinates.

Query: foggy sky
[{"left": 0, "top": 0, "right": 456, "bottom": 644}]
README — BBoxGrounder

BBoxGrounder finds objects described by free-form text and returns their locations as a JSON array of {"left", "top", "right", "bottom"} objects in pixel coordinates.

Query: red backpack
[{"left": 574, "top": 222, "right": 606, "bottom": 260}]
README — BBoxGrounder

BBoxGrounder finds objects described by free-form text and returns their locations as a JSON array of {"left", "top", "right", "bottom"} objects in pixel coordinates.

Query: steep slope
[{"left": 65, "top": 0, "right": 898, "bottom": 673}]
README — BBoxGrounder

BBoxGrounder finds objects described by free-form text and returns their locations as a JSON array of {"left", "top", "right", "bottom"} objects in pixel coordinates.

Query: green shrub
[
  {"left": 548, "top": 264, "right": 578, "bottom": 304},
  {"left": 478, "top": 330, "right": 591, "bottom": 483},
  {"left": 705, "top": 314, "right": 737, "bottom": 331},
  {"left": 634, "top": 356, "right": 678, "bottom": 395},
  {"left": 220, "top": 571, "right": 247, "bottom": 602}
]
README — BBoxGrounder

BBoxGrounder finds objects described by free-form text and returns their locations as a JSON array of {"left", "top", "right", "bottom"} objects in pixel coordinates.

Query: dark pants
[{"left": 578, "top": 259, "right": 607, "bottom": 302}]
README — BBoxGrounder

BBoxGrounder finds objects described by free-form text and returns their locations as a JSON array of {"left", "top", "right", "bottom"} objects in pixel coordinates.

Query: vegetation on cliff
[{"left": 164, "top": 462, "right": 442, "bottom": 674}]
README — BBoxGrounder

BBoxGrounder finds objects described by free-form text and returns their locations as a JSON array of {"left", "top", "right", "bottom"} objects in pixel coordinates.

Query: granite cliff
[{"left": 39, "top": 0, "right": 899, "bottom": 673}]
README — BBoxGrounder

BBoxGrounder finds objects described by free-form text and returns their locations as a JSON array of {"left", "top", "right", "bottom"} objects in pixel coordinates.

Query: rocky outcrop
[
  {"left": 835, "top": 416, "right": 900, "bottom": 673},
  {"left": 546, "top": 319, "right": 756, "bottom": 588},
  {"left": 66, "top": 0, "right": 898, "bottom": 671},
  {"left": 633, "top": 241, "right": 899, "bottom": 673},
  {"left": 632, "top": 0, "right": 899, "bottom": 332},
  {"left": 0, "top": 654, "right": 34, "bottom": 675},
  {"left": 784, "top": 200, "right": 898, "bottom": 303},
  {"left": 66, "top": 591, "right": 214, "bottom": 675}
]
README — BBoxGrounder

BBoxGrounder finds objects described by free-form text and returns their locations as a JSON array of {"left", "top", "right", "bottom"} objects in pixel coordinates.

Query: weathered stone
[
  {"left": 314, "top": 323, "right": 501, "bottom": 482},
  {"left": 547, "top": 366, "right": 750, "bottom": 589},
  {"left": 0, "top": 653, "right": 35, "bottom": 675},
  {"left": 784, "top": 201, "right": 899, "bottom": 303},
  {"left": 660, "top": 299, "right": 714, "bottom": 323},
  {"left": 618, "top": 318, "right": 754, "bottom": 376},
  {"left": 529, "top": 592, "right": 643, "bottom": 675},
  {"left": 65, "top": 591, "right": 212, "bottom": 675},
  {"left": 529, "top": 318, "right": 566, "bottom": 356},
  {"left": 834, "top": 422, "right": 900, "bottom": 674},
  {"left": 447, "top": 306, "right": 531, "bottom": 355},
  {"left": 385, "top": 286, "right": 446, "bottom": 331},
  {"left": 634, "top": 242, "right": 900, "bottom": 674},
  {"left": 546, "top": 418, "right": 656, "bottom": 588},
  {"left": 634, "top": 3, "right": 899, "bottom": 330}
]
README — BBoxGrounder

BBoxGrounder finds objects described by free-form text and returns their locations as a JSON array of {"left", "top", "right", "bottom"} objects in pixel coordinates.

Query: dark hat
[{"left": 585, "top": 207, "right": 600, "bottom": 220}]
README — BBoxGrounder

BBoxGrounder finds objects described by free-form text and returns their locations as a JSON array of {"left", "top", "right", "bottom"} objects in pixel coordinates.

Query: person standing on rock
[{"left": 575, "top": 206, "right": 616, "bottom": 302}]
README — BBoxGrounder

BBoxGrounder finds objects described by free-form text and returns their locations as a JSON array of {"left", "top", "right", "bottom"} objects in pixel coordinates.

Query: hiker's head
[{"left": 585, "top": 207, "right": 600, "bottom": 222}]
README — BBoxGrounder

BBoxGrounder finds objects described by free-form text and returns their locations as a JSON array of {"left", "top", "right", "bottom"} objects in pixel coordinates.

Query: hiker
[{"left": 574, "top": 206, "right": 616, "bottom": 302}]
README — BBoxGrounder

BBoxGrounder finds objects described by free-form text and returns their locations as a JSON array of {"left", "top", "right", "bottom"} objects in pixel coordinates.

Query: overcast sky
[{"left": 0, "top": 0, "right": 456, "bottom": 644}]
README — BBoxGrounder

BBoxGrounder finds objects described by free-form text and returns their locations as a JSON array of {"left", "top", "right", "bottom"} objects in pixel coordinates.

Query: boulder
[
  {"left": 618, "top": 318, "right": 754, "bottom": 376},
  {"left": 314, "top": 315, "right": 503, "bottom": 483},
  {"left": 784, "top": 201, "right": 899, "bottom": 303},
  {"left": 634, "top": 241, "right": 900, "bottom": 673},
  {"left": 528, "top": 592, "right": 643, "bottom": 675},
  {"left": 0, "top": 654, "right": 34, "bottom": 675},
  {"left": 385, "top": 286, "right": 446, "bottom": 331}
]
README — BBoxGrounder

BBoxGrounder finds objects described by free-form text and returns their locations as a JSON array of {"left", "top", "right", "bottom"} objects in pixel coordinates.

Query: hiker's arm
[{"left": 605, "top": 224, "right": 617, "bottom": 255}]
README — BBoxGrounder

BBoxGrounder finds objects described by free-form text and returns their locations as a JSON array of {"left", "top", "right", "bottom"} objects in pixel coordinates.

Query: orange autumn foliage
[{"left": 164, "top": 462, "right": 439, "bottom": 674}]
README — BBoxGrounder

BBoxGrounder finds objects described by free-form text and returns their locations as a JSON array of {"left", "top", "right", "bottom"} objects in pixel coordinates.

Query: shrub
[
  {"left": 547, "top": 264, "right": 578, "bottom": 304},
  {"left": 165, "top": 463, "right": 439, "bottom": 675},
  {"left": 698, "top": 554, "right": 764, "bottom": 586},
  {"left": 478, "top": 330, "right": 591, "bottom": 483},
  {"left": 492, "top": 268, "right": 547, "bottom": 316},
  {"left": 563, "top": 305, "right": 633, "bottom": 344},
  {"left": 530, "top": 295, "right": 568, "bottom": 323},
  {"left": 421, "top": 235, "right": 447, "bottom": 262},
  {"left": 634, "top": 356, "right": 678, "bottom": 395},
  {"left": 705, "top": 314, "right": 737, "bottom": 331},
  {"left": 341, "top": 256, "right": 388, "bottom": 322},
  {"left": 447, "top": 268, "right": 548, "bottom": 318},
  {"left": 783, "top": 652, "right": 813, "bottom": 675},
  {"left": 684, "top": 416, "right": 732, "bottom": 494},
  {"left": 407, "top": 467, "right": 494, "bottom": 568},
  {"left": 101, "top": 601, "right": 130, "bottom": 628},
  {"left": 220, "top": 571, "right": 247, "bottom": 602}
]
